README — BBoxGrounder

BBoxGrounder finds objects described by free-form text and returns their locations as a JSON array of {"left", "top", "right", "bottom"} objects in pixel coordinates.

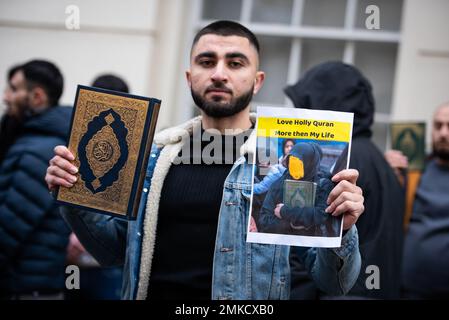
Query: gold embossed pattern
[{"left": 57, "top": 89, "right": 150, "bottom": 216}]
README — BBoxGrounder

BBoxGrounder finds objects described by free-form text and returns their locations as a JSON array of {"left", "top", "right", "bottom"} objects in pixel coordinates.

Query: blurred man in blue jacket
[{"left": 0, "top": 60, "right": 72, "bottom": 299}]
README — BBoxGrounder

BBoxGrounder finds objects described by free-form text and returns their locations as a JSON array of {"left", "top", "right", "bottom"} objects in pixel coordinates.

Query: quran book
[
  {"left": 283, "top": 179, "right": 317, "bottom": 208},
  {"left": 56, "top": 85, "right": 161, "bottom": 220},
  {"left": 390, "top": 122, "right": 426, "bottom": 171}
]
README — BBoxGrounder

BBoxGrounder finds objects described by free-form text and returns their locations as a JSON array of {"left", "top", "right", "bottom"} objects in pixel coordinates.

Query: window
[{"left": 194, "top": 0, "right": 403, "bottom": 150}]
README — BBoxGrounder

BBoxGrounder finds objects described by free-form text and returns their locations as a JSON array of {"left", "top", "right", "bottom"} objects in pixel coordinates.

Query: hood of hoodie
[
  {"left": 23, "top": 106, "right": 72, "bottom": 140},
  {"left": 286, "top": 142, "right": 322, "bottom": 182},
  {"left": 284, "top": 61, "right": 375, "bottom": 138}
]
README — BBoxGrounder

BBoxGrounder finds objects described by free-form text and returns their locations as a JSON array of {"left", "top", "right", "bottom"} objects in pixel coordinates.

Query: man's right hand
[
  {"left": 384, "top": 150, "right": 408, "bottom": 186},
  {"left": 384, "top": 149, "right": 408, "bottom": 186},
  {"left": 384, "top": 149, "right": 408, "bottom": 170},
  {"left": 45, "top": 145, "right": 78, "bottom": 191}
]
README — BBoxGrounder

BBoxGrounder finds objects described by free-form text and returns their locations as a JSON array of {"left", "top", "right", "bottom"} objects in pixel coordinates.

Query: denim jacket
[{"left": 60, "top": 115, "right": 361, "bottom": 300}]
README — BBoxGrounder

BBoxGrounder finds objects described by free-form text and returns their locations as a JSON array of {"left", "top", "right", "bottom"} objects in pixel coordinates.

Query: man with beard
[
  {"left": 45, "top": 20, "right": 364, "bottom": 300},
  {"left": 396, "top": 103, "right": 449, "bottom": 298},
  {"left": 0, "top": 60, "right": 72, "bottom": 299}
]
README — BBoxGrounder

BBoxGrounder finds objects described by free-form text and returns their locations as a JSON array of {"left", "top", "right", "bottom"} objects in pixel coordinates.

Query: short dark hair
[
  {"left": 192, "top": 20, "right": 260, "bottom": 54},
  {"left": 92, "top": 74, "right": 129, "bottom": 93},
  {"left": 9, "top": 60, "right": 64, "bottom": 106}
]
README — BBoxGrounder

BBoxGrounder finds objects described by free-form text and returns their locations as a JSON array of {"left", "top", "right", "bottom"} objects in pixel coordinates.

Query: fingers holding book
[{"left": 46, "top": 145, "right": 78, "bottom": 191}]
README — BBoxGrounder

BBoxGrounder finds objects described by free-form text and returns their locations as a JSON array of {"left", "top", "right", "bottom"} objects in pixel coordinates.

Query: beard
[
  {"left": 6, "top": 95, "right": 30, "bottom": 120},
  {"left": 191, "top": 82, "right": 254, "bottom": 118},
  {"left": 432, "top": 141, "right": 449, "bottom": 161}
]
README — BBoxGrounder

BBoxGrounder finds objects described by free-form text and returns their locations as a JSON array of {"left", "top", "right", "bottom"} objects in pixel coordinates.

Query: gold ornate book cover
[
  {"left": 390, "top": 122, "right": 426, "bottom": 171},
  {"left": 56, "top": 85, "right": 161, "bottom": 219}
]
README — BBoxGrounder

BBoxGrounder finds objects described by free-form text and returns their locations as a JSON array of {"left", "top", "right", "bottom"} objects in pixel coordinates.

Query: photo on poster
[{"left": 247, "top": 106, "right": 354, "bottom": 248}]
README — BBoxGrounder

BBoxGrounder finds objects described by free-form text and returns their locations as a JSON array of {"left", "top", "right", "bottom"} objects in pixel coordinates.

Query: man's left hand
[{"left": 326, "top": 169, "right": 364, "bottom": 230}]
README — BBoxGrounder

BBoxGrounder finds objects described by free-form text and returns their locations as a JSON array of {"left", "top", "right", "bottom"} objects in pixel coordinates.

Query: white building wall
[
  {"left": 149, "top": 0, "right": 198, "bottom": 130},
  {"left": 0, "top": 0, "right": 158, "bottom": 116},
  {"left": 0, "top": 0, "right": 198, "bottom": 132},
  {"left": 392, "top": 0, "right": 449, "bottom": 150}
]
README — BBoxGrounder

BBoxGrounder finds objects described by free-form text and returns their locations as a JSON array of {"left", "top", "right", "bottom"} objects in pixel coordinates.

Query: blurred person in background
[
  {"left": 386, "top": 102, "right": 449, "bottom": 299},
  {"left": 91, "top": 74, "right": 129, "bottom": 93},
  {"left": 285, "top": 61, "right": 405, "bottom": 299},
  {"left": 65, "top": 74, "right": 127, "bottom": 300},
  {"left": 0, "top": 59, "right": 71, "bottom": 300}
]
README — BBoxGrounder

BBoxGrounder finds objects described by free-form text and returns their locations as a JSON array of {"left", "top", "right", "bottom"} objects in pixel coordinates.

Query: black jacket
[
  {"left": 258, "top": 142, "right": 340, "bottom": 238},
  {"left": 285, "top": 61, "right": 405, "bottom": 299},
  {"left": 0, "top": 106, "right": 72, "bottom": 295}
]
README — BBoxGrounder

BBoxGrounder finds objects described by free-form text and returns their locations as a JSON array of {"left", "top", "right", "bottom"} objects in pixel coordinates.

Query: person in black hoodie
[
  {"left": 284, "top": 61, "right": 404, "bottom": 299},
  {"left": 0, "top": 60, "right": 72, "bottom": 299},
  {"left": 258, "top": 142, "right": 340, "bottom": 237}
]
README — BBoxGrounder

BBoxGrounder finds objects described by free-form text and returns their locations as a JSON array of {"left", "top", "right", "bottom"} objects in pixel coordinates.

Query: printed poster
[{"left": 247, "top": 106, "right": 354, "bottom": 248}]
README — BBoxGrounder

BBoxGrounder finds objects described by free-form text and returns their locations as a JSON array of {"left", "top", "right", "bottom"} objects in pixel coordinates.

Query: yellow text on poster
[{"left": 257, "top": 117, "right": 351, "bottom": 142}]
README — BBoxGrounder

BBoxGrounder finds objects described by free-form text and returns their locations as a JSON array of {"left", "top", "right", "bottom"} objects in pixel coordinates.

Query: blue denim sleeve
[
  {"left": 294, "top": 225, "right": 361, "bottom": 295},
  {"left": 60, "top": 206, "right": 128, "bottom": 267},
  {"left": 59, "top": 144, "right": 159, "bottom": 268},
  {"left": 254, "top": 166, "right": 284, "bottom": 194}
]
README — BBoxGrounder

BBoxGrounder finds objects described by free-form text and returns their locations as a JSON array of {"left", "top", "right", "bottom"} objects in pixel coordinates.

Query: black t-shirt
[{"left": 147, "top": 127, "right": 251, "bottom": 300}]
